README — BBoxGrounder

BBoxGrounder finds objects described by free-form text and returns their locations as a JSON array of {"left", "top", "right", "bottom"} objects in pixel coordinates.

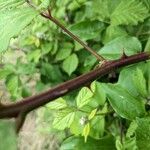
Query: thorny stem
[
  {"left": 0, "top": 52, "right": 149, "bottom": 120},
  {"left": 41, "top": 11, "right": 105, "bottom": 61}
]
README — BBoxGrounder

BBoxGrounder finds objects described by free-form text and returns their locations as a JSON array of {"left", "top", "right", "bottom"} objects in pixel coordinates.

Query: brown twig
[
  {"left": 41, "top": 11, "right": 105, "bottom": 61},
  {"left": 0, "top": 52, "right": 149, "bottom": 120}
]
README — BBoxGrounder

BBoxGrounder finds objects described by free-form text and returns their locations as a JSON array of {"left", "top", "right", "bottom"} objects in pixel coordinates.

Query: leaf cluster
[{"left": 0, "top": 0, "right": 150, "bottom": 149}]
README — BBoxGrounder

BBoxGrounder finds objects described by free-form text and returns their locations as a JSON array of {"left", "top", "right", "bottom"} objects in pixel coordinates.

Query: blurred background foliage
[{"left": 0, "top": 0, "right": 150, "bottom": 149}]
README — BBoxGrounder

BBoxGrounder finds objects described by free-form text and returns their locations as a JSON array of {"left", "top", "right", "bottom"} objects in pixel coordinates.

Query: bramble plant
[{"left": 0, "top": 0, "right": 150, "bottom": 149}]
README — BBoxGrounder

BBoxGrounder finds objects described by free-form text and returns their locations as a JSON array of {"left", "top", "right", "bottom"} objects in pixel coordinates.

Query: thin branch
[
  {"left": 41, "top": 11, "right": 105, "bottom": 61},
  {"left": 0, "top": 52, "right": 149, "bottom": 119}
]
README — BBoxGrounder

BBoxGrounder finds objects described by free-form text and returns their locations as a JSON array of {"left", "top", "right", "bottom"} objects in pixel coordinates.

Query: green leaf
[
  {"left": 27, "top": 49, "right": 41, "bottom": 63},
  {"left": 68, "top": 0, "right": 87, "bottom": 11},
  {"left": 123, "top": 137, "right": 137, "bottom": 150},
  {"left": 41, "top": 63, "right": 62, "bottom": 83},
  {"left": 90, "top": 81, "right": 106, "bottom": 106},
  {"left": 53, "top": 108, "right": 75, "bottom": 130},
  {"left": 144, "top": 37, "right": 150, "bottom": 52},
  {"left": 142, "top": 0, "right": 150, "bottom": 10},
  {"left": 70, "top": 111, "right": 85, "bottom": 136},
  {"left": 21, "top": 86, "right": 31, "bottom": 98},
  {"left": 132, "top": 68, "right": 148, "bottom": 97},
  {"left": 99, "top": 36, "right": 142, "bottom": 60},
  {"left": 76, "top": 87, "right": 93, "bottom": 108},
  {"left": 103, "top": 25, "right": 127, "bottom": 44},
  {"left": 0, "top": 120, "right": 17, "bottom": 150},
  {"left": 0, "top": 8, "right": 38, "bottom": 52},
  {"left": 0, "top": 68, "right": 12, "bottom": 79},
  {"left": 111, "top": 0, "right": 148, "bottom": 25},
  {"left": 17, "top": 63, "right": 36, "bottom": 75},
  {"left": 0, "top": 0, "right": 24, "bottom": 10},
  {"left": 102, "top": 83, "right": 145, "bottom": 120},
  {"left": 60, "top": 135, "right": 116, "bottom": 150},
  {"left": 86, "top": 0, "right": 110, "bottom": 22},
  {"left": 89, "top": 115, "right": 105, "bottom": 139},
  {"left": 126, "top": 121, "right": 138, "bottom": 138},
  {"left": 124, "top": 121, "right": 138, "bottom": 150},
  {"left": 74, "top": 41, "right": 83, "bottom": 51},
  {"left": 69, "top": 20, "right": 104, "bottom": 40},
  {"left": 136, "top": 117, "right": 150, "bottom": 150},
  {"left": 38, "top": 0, "right": 50, "bottom": 9},
  {"left": 55, "top": 48, "right": 72, "bottom": 61},
  {"left": 147, "top": 65, "right": 150, "bottom": 95},
  {"left": 83, "top": 55, "right": 97, "bottom": 69},
  {"left": 82, "top": 123, "right": 90, "bottom": 142},
  {"left": 47, "top": 98, "right": 67, "bottom": 110},
  {"left": 35, "top": 81, "right": 47, "bottom": 92},
  {"left": 41, "top": 43, "right": 53, "bottom": 55},
  {"left": 5, "top": 74, "right": 20, "bottom": 98},
  {"left": 88, "top": 109, "right": 97, "bottom": 120},
  {"left": 116, "top": 137, "right": 123, "bottom": 150},
  {"left": 118, "top": 61, "right": 150, "bottom": 97},
  {"left": 62, "top": 53, "right": 78, "bottom": 76},
  {"left": 118, "top": 65, "right": 140, "bottom": 98}
]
